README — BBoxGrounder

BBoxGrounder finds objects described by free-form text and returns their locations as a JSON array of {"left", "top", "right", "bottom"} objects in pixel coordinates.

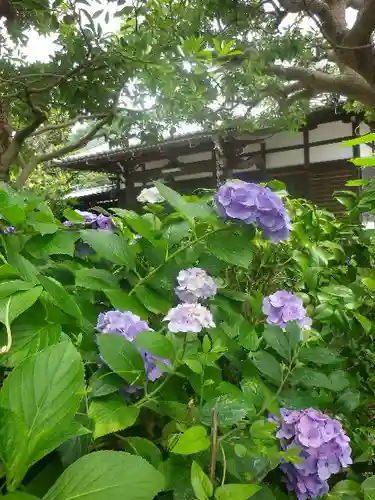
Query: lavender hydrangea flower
[
  {"left": 95, "top": 214, "right": 113, "bottom": 230},
  {"left": 97, "top": 310, "right": 170, "bottom": 382},
  {"left": 75, "top": 209, "right": 98, "bottom": 224},
  {"left": 164, "top": 303, "right": 215, "bottom": 333},
  {"left": 214, "top": 180, "right": 292, "bottom": 242},
  {"left": 3, "top": 226, "right": 16, "bottom": 234},
  {"left": 263, "top": 291, "right": 312, "bottom": 330},
  {"left": 274, "top": 408, "right": 352, "bottom": 500},
  {"left": 175, "top": 267, "right": 217, "bottom": 303},
  {"left": 96, "top": 310, "right": 151, "bottom": 341}
]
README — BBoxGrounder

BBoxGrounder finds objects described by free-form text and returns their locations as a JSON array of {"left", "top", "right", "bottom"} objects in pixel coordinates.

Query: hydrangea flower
[
  {"left": 95, "top": 214, "right": 113, "bottom": 230},
  {"left": 75, "top": 209, "right": 98, "bottom": 224},
  {"left": 164, "top": 303, "right": 215, "bottom": 333},
  {"left": 97, "top": 310, "right": 151, "bottom": 341},
  {"left": 214, "top": 180, "right": 292, "bottom": 242},
  {"left": 273, "top": 408, "right": 352, "bottom": 500},
  {"left": 97, "top": 310, "right": 170, "bottom": 381},
  {"left": 263, "top": 291, "right": 312, "bottom": 330},
  {"left": 137, "top": 186, "right": 164, "bottom": 204},
  {"left": 3, "top": 226, "right": 16, "bottom": 234},
  {"left": 175, "top": 267, "right": 217, "bottom": 303}
]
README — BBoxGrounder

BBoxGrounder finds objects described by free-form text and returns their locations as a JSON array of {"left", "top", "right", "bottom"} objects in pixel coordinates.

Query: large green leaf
[
  {"left": 134, "top": 330, "right": 175, "bottom": 359},
  {"left": 0, "top": 286, "right": 43, "bottom": 325},
  {"left": 4, "top": 493, "right": 40, "bottom": 499},
  {"left": 135, "top": 285, "right": 171, "bottom": 314},
  {"left": 171, "top": 425, "right": 211, "bottom": 455},
  {"left": 0, "top": 322, "right": 61, "bottom": 367},
  {"left": 298, "top": 347, "right": 342, "bottom": 365},
  {"left": 27, "top": 231, "right": 79, "bottom": 258},
  {"left": 0, "top": 341, "right": 85, "bottom": 489},
  {"left": 75, "top": 268, "right": 119, "bottom": 290},
  {"left": 215, "top": 484, "right": 261, "bottom": 500},
  {"left": 207, "top": 231, "right": 253, "bottom": 268},
  {"left": 0, "top": 280, "right": 34, "bottom": 299},
  {"left": 81, "top": 230, "right": 135, "bottom": 268},
  {"left": 362, "top": 475, "right": 375, "bottom": 500},
  {"left": 38, "top": 275, "right": 82, "bottom": 321},
  {"left": 263, "top": 324, "right": 299, "bottom": 361},
  {"left": 251, "top": 351, "right": 282, "bottom": 384},
  {"left": 97, "top": 333, "right": 145, "bottom": 385},
  {"left": 123, "top": 437, "right": 162, "bottom": 468},
  {"left": 6, "top": 253, "right": 39, "bottom": 284},
  {"left": 104, "top": 289, "right": 148, "bottom": 319},
  {"left": 88, "top": 395, "right": 139, "bottom": 439},
  {"left": 111, "top": 209, "right": 157, "bottom": 240},
  {"left": 43, "top": 451, "right": 165, "bottom": 500}
]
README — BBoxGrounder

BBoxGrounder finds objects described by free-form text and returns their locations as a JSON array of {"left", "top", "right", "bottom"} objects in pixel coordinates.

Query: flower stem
[{"left": 0, "top": 297, "right": 12, "bottom": 355}]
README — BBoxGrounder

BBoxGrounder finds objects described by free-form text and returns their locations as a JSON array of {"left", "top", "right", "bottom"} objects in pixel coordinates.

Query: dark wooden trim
[{"left": 265, "top": 134, "right": 354, "bottom": 155}]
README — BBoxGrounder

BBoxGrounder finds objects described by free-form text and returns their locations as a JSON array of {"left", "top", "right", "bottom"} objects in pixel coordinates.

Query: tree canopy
[{"left": 0, "top": 0, "right": 374, "bottom": 187}]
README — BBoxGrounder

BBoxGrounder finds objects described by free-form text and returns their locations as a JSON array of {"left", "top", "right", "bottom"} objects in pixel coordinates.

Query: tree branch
[
  {"left": 30, "top": 113, "right": 108, "bottom": 138},
  {"left": 345, "top": 0, "right": 375, "bottom": 45},
  {"left": 14, "top": 116, "right": 110, "bottom": 188}
]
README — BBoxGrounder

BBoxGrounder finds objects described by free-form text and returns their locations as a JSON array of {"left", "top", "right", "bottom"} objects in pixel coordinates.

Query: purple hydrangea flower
[
  {"left": 3, "top": 226, "right": 16, "bottom": 234},
  {"left": 63, "top": 220, "right": 72, "bottom": 227},
  {"left": 175, "top": 267, "right": 217, "bottom": 303},
  {"left": 75, "top": 210, "right": 98, "bottom": 224},
  {"left": 262, "top": 291, "right": 312, "bottom": 330},
  {"left": 274, "top": 408, "right": 352, "bottom": 500},
  {"left": 95, "top": 214, "right": 113, "bottom": 231},
  {"left": 214, "top": 180, "right": 292, "bottom": 242},
  {"left": 140, "top": 350, "right": 171, "bottom": 382},
  {"left": 97, "top": 310, "right": 170, "bottom": 382},
  {"left": 96, "top": 310, "right": 151, "bottom": 341},
  {"left": 164, "top": 303, "right": 215, "bottom": 333}
]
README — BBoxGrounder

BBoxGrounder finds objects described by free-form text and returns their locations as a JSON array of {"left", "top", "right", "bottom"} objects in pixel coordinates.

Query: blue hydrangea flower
[
  {"left": 97, "top": 310, "right": 170, "bottom": 381},
  {"left": 3, "top": 226, "right": 16, "bottom": 234},
  {"left": 273, "top": 408, "right": 352, "bottom": 500},
  {"left": 164, "top": 303, "right": 215, "bottom": 333},
  {"left": 262, "top": 291, "right": 312, "bottom": 330},
  {"left": 175, "top": 267, "right": 217, "bottom": 303},
  {"left": 214, "top": 180, "right": 292, "bottom": 242},
  {"left": 95, "top": 214, "right": 113, "bottom": 230}
]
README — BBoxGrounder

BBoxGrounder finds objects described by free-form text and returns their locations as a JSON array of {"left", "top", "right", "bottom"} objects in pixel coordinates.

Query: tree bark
[{"left": 0, "top": 98, "right": 12, "bottom": 183}]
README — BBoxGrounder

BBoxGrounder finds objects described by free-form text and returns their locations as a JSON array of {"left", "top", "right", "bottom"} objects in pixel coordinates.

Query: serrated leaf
[
  {"left": 38, "top": 275, "right": 82, "bottom": 322},
  {"left": 251, "top": 351, "right": 282, "bottom": 384},
  {"left": 75, "top": 268, "right": 119, "bottom": 290},
  {"left": 135, "top": 285, "right": 171, "bottom": 314},
  {"left": 0, "top": 342, "right": 84, "bottom": 488},
  {"left": 97, "top": 333, "right": 145, "bottom": 385},
  {"left": 200, "top": 396, "right": 248, "bottom": 426},
  {"left": 43, "top": 451, "right": 165, "bottom": 500},
  {"left": 0, "top": 286, "right": 42, "bottom": 325},
  {"left": 0, "top": 280, "right": 34, "bottom": 299},
  {"left": 89, "top": 395, "right": 139, "bottom": 439},
  {"left": 124, "top": 437, "right": 162, "bottom": 468},
  {"left": 81, "top": 230, "right": 135, "bottom": 269},
  {"left": 104, "top": 289, "right": 148, "bottom": 319},
  {"left": 362, "top": 475, "right": 375, "bottom": 500},
  {"left": 134, "top": 330, "right": 174, "bottom": 359},
  {"left": 207, "top": 231, "right": 253, "bottom": 268},
  {"left": 171, "top": 425, "right": 210, "bottom": 455},
  {"left": 298, "top": 347, "right": 343, "bottom": 365},
  {"left": 263, "top": 324, "right": 298, "bottom": 361}
]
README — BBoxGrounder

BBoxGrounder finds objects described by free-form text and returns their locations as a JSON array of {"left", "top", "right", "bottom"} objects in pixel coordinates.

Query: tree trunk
[{"left": 0, "top": 98, "right": 11, "bottom": 183}]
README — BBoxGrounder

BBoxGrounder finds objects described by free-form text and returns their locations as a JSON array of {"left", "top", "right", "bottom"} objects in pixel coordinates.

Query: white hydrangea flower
[
  {"left": 137, "top": 187, "right": 164, "bottom": 204},
  {"left": 164, "top": 303, "right": 215, "bottom": 333},
  {"left": 175, "top": 267, "right": 217, "bottom": 303}
]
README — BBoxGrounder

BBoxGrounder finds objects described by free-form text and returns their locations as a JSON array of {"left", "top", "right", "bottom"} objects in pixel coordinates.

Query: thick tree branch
[
  {"left": 30, "top": 113, "right": 108, "bottom": 138},
  {"left": 14, "top": 117, "right": 110, "bottom": 188},
  {"left": 346, "top": 0, "right": 375, "bottom": 45}
]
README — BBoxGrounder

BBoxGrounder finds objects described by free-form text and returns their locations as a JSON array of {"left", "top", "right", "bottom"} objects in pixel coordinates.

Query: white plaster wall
[
  {"left": 242, "top": 143, "right": 261, "bottom": 154},
  {"left": 309, "top": 121, "right": 352, "bottom": 143},
  {"left": 178, "top": 151, "right": 212, "bottom": 163},
  {"left": 265, "top": 130, "right": 303, "bottom": 150},
  {"left": 145, "top": 159, "right": 169, "bottom": 170},
  {"left": 266, "top": 149, "right": 304, "bottom": 169},
  {"left": 358, "top": 123, "right": 374, "bottom": 158},
  {"left": 175, "top": 171, "right": 213, "bottom": 181},
  {"left": 310, "top": 143, "right": 352, "bottom": 163}
]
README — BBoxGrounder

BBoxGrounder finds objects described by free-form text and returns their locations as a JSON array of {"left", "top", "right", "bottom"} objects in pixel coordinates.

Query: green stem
[
  {"left": 129, "top": 227, "right": 223, "bottom": 296},
  {"left": 0, "top": 297, "right": 12, "bottom": 355},
  {"left": 134, "top": 374, "right": 172, "bottom": 408}
]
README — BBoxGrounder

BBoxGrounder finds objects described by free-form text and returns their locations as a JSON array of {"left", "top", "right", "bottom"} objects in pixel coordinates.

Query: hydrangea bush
[{"left": 0, "top": 175, "right": 374, "bottom": 500}]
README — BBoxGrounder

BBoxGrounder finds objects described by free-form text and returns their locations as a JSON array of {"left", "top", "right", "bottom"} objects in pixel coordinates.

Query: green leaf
[
  {"left": 353, "top": 312, "right": 372, "bottom": 334},
  {"left": 63, "top": 208, "right": 85, "bottom": 223},
  {"left": 200, "top": 396, "right": 248, "bottom": 426},
  {"left": 38, "top": 275, "right": 82, "bottom": 321},
  {"left": 104, "top": 290, "right": 148, "bottom": 319},
  {"left": 134, "top": 330, "right": 174, "bottom": 359},
  {"left": 111, "top": 209, "right": 156, "bottom": 240},
  {"left": 97, "top": 333, "right": 145, "bottom": 385},
  {"left": 0, "top": 323, "right": 61, "bottom": 367},
  {"left": 0, "top": 342, "right": 84, "bottom": 488},
  {"left": 321, "top": 285, "right": 354, "bottom": 300},
  {"left": 342, "top": 133, "right": 375, "bottom": 146},
  {"left": 251, "top": 351, "right": 282, "bottom": 384},
  {"left": 171, "top": 425, "right": 211, "bottom": 455},
  {"left": 185, "top": 359, "right": 203, "bottom": 373},
  {"left": 350, "top": 157, "right": 375, "bottom": 167},
  {"left": 298, "top": 347, "right": 343, "bottom": 365},
  {"left": 43, "top": 451, "right": 165, "bottom": 500},
  {"left": 123, "top": 437, "right": 162, "bottom": 468},
  {"left": 4, "top": 493, "right": 40, "bottom": 499},
  {"left": 214, "top": 484, "right": 261, "bottom": 500},
  {"left": 263, "top": 324, "right": 297, "bottom": 360},
  {"left": 7, "top": 253, "right": 39, "bottom": 284},
  {"left": 207, "top": 231, "right": 253, "bottom": 268},
  {"left": 362, "top": 475, "right": 375, "bottom": 500},
  {"left": 28, "top": 231, "right": 79, "bottom": 258},
  {"left": 292, "top": 368, "right": 350, "bottom": 392},
  {"left": 88, "top": 395, "right": 139, "bottom": 439},
  {"left": 75, "top": 268, "right": 119, "bottom": 290},
  {"left": 328, "top": 480, "right": 362, "bottom": 499},
  {"left": 81, "top": 230, "right": 135, "bottom": 269},
  {"left": 0, "top": 286, "right": 42, "bottom": 325},
  {"left": 362, "top": 278, "right": 375, "bottom": 291},
  {"left": 135, "top": 285, "right": 171, "bottom": 314},
  {"left": 191, "top": 461, "right": 213, "bottom": 500},
  {"left": 250, "top": 419, "right": 277, "bottom": 440},
  {"left": 0, "top": 280, "right": 34, "bottom": 299}
]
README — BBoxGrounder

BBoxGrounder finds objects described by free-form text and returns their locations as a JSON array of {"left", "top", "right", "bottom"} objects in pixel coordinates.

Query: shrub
[{"left": 0, "top": 176, "right": 374, "bottom": 500}]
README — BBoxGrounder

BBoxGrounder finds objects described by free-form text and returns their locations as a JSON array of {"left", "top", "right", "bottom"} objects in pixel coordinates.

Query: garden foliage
[{"left": 0, "top": 151, "right": 375, "bottom": 499}]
